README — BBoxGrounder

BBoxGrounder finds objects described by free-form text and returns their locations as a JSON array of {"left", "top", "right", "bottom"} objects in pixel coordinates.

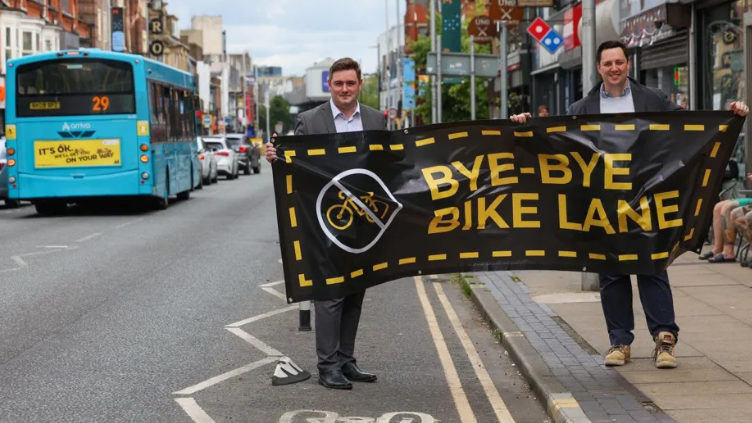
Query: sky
[{"left": 171, "top": 0, "right": 399, "bottom": 76}]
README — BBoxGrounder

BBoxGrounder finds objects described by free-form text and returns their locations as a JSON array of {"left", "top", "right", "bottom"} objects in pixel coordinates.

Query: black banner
[{"left": 272, "top": 112, "right": 744, "bottom": 303}]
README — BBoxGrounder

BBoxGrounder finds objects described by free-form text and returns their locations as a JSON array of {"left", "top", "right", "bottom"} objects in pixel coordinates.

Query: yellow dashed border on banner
[
  {"left": 416, "top": 137, "right": 435, "bottom": 147},
  {"left": 589, "top": 253, "right": 606, "bottom": 260},
  {"left": 652, "top": 252, "right": 669, "bottom": 260},
  {"left": 369, "top": 144, "right": 384, "bottom": 151},
  {"left": 286, "top": 175, "right": 293, "bottom": 194},
  {"left": 581, "top": 125, "right": 600, "bottom": 131},
  {"left": 289, "top": 207, "right": 297, "bottom": 227},
  {"left": 308, "top": 149, "right": 326, "bottom": 156},
  {"left": 514, "top": 131, "right": 534, "bottom": 137},
  {"left": 493, "top": 251, "right": 512, "bottom": 258},
  {"left": 429, "top": 254, "right": 447, "bottom": 261},
  {"left": 399, "top": 257, "right": 417, "bottom": 265},
  {"left": 326, "top": 277, "right": 345, "bottom": 285},
  {"left": 338, "top": 146, "right": 357, "bottom": 154},
  {"left": 460, "top": 252, "right": 479, "bottom": 259},
  {"left": 547, "top": 126, "right": 566, "bottom": 133},
  {"left": 299, "top": 274, "right": 313, "bottom": 287},
  {"left": 720, "top": 125, "right": 728, "bottom": 132},
  {"left": 695, "top": 199, "right": 703, "bottom": 217},
  {"left": 448, "top": 132, "right": 469, "bottom": 140},
  {"left": 373, "top": 262, "right": 389, "bottom": 271},
  {"left": 559, "top": 251, "right": 577, "bottom": 258},
  {"left": 390, "top": 144, "right": 404, "bottom": 151},
  {"left": 685, "top": 125, "right": 705, "bottom": 131},
  {"left": 684, "top": 228, "right": 695, "bottom": 241},
  {"left": 615, "top": 124, "right": 635, "bottom": 131},
  {"left": 294, "top": 241, "right": 302, "bottom": 261},
  {"left": 710, "top": 142, "right": 722, "bottom": 158},
  {"left": 285, "top": 150, "right": 296, "bottom": 163},
  {"left": 650, "top": 124, "right": 670, "bottom": 131},
  {"left": 619, "top": 254, "right": 638, "bottom": 261},
  {"left": 526, "top": 250, "right": 545, "bottom": 257},
  {"left": 351, "top": 269, "right": 364, "bottom": 278},
  {"left": 482, "top": 130, "right": 501, "bottom": 136},
  {"left": 702, "top": 169, "right": 712, "bottom": 187}
]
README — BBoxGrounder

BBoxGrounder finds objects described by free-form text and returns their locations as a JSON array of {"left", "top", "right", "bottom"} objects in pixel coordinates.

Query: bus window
[{"left": 15, "top": 59, "right": 135, "bottom": 117}]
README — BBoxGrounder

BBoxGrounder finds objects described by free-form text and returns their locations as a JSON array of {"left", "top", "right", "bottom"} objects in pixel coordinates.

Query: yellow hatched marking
[
  {"left": 695, "top": 199, "right": 703, "bottom": 217},
  {"left": 520, "top": 168, "right": 535, "bottom": 174},
  {"left": 338, "top": 146, "right": 357, "bottom": 154},
  {"left": 294, "top": 241, "right": 302, "bottom": 261},
  {"left": 308, "top": 149, "right": 325, "bottom": 156},
  {"left": 526, "top": 250, "right": 545, "bottom": 257},
  {"left": 448, "top": 132, "right": 468, "bottom": 140},
  {"left": 460, "top": 252, "right": 479, "bottom": 259},
  {"left": 369, "top": 144, "right": 384, "bottom": 151},
  {"left": 547, "top": 126, "right": 566, "bottom": 133},
  {"left": 416, "top": 137, "right": 435, "bottom": 147},
  {"left": 373, "top": 262, "right": 388, "bottom": 271},
  {"left": 589, "top": 253, "right": 606, "bottom": 260},
  {"left": 720, "top": 125, "right": 728, "bottom": 132},
  {"left": 702, "top": 169, "right": 712, "bottom": 187},
  {"left": 326, "top": 276, "right": 345, "bottom": 285},
  {"left": 390, "top": 144, "right": 404, "bottom": 151},
  {"left": 685, "top": 125, "right": 704, "bottom": 131},
  {"left": 285, "top": 150, "right": 296, "bottom": 163},
  {"left": 399, "top": 257, "right": 417, "bottom": 265},
  {"left": 710, "top": 142, "right": 722, "bottom": 158},
  {"left": 514, "top": 131, "right": 533, "bottom": 137},
  {"left": 482, "top": 130, "right": 501, "bottom": 136},
  {"left": 615, "top": 124, "right": 635, "bottom": 131},
  {"left": 289, "top": 207, "right": 297, "bottom": 228},
  {"left": 286, "top": 175, "right": 293, "bottom": 194},
  {"left": 652, "top": 252, "right": 669, "bottom": 260},
  {"left": 492, "top": 251, "right": 511, "bottom": 258},
  {"left": 650, "top": 124, "right": 669, "bottom": 131},
  {"left": 684, "top": 228, "right": 695, "bottom": 241},
  {"left": 558, "top": 251, "right": 577, "bottom": 258},
  {"left": 581, "top": 125, "right": 600, "bottom": 131},
  {"left": 429, "top": 254, "right": 447, "bottom": 261},
  {"left": 619, "top": 254, "right": 638, "bottom": 261},
  {"left": 298, "top": 274, "right": 312, "bottom": 287},
  {"left": 351, "top": 269, "right": 364, "bottom": 278}
]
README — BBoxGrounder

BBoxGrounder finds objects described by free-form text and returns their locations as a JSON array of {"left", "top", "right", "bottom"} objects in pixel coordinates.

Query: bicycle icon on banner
[{"left": 326, "top": 190, "right": 390, "bottom": 231}]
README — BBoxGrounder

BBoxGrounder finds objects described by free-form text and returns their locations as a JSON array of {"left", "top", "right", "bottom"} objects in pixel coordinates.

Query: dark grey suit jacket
[
  {"left": 567, "top": 77, "right": 683, "bottom": 115},
  {"left": 294, "top": 100, "right": 387, "bottom": 136}
]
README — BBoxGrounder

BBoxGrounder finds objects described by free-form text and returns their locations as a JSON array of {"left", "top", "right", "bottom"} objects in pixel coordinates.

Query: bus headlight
[
  {"left": 140, "top": 155, "right": 149, "bottom": 163},
  {"left": 141, "top": 172, "right": 150, "bottom": 180}
]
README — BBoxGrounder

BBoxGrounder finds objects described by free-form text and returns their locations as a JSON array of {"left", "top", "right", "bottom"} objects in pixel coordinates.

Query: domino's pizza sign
[
  {"left": 527, "top": 17, "right": 563, "bottom": 55},
  {"left": 322, "top": 70, "right": 330, "bottom": 93}
]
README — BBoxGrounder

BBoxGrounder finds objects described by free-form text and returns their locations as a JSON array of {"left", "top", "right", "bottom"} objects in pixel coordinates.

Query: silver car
[
  {"left": 196, "top": 137, "right": 218, "bottom": 186},
  {"left": 0, "top": 137, "right": 20, "bottom": 208}
]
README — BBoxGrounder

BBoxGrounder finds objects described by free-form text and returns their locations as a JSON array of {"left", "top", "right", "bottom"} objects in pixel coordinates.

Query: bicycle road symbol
[
  {"left": 316, "top": 169, "right": 403, "bottom": 254},
  {"left": 326, "top": 190, "right": 390, "bottom": 231}
]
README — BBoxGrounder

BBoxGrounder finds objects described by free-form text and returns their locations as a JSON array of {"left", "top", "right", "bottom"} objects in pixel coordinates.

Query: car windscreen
[
  {"left": 205, "top": 141, "right": 225, "bottom": 151},
  {"left": 15, "top": 59, "right": 135, "bottom": 117}
]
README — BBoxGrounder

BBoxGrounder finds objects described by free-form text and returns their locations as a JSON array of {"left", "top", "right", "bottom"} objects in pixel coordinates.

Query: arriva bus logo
[{"left": 59, "top": 122, "right": 95, "bottom": 139}]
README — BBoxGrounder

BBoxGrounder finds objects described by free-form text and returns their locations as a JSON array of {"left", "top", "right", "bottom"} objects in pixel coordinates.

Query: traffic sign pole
[
  {"left": 470, "top": 35, "right": 476, "bottom": 121},
  {"left": 499, "top": 21, "right": 508, "bottom": 120},
  {"left": 437, "top": 37, "right": 443, "bottom": 124}
]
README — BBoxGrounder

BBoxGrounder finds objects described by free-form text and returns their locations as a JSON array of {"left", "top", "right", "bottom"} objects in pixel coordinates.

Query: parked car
[
  {"left": 203, "top": 136, "right": 239, "bottom": 180},
  {"left": 0, "top": 137, "right": 20, "bottom": 208},
  {"left": 195, "top": 137, "right": 219, "bottom": 187},
  {"left": 225, "top": 133, "right": 261, "bottom": 175}
]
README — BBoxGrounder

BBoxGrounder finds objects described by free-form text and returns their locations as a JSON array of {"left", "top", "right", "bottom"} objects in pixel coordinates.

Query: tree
[
  {"left": 359, "top": 75, "right": 380, "bottom": 110},
  {"left": 409, "top": 1, "right": 494, "bottom": 124},
  {"left": 259, "top": 95, "right": 294, "bottom": 135}
]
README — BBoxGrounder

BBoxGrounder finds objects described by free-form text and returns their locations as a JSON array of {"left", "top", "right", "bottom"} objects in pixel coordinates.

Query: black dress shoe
[
  {"left": 342, "top": 362, "right": 377, "bottom": 382},
  {"left": 318, "top": 369, "right": 352, "bottom": 390}
]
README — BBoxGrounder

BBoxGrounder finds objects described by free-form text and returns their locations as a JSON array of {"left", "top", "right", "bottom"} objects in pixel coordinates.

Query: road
[{"left": 0, "top": 170, "right": 548, "bottom": 423}]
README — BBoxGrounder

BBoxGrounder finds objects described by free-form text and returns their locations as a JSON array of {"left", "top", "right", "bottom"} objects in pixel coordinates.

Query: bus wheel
[
  {"left": 178, "top": 171, "right": 192, "bottom": 200},
  {"left": 4, "top": 199, "right": 20, "bottom": 208},
  {"left": 155, "top": 176, "right": 169, "bottom": 210},
  {"left": 35, "top": 200, "right": 67, "bottom": 215}
]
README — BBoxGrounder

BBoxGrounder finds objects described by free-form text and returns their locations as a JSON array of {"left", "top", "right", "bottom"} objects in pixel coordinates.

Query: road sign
[
  {"left": 468, "top": 16, "right": 498, "bottom": 44},
  {"left": 489, "top": 0, "right": 523, "bottom": 29},
  {"left": 527, "top": 17, "right": 563, "bottom": 55},
  {"left": 203, "top": 116, "right": 211, "bottom": 125},
  {"left": 517, "top": 0, "right": 554, "bottom": 6},
  {"left": 426, "top": 52, "right": 500, "bottom": 78}
]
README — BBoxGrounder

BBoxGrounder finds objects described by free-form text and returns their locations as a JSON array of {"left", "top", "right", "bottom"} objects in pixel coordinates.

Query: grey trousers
[{"left": 314, "top": 290, "right": 366, "bottom": 374}]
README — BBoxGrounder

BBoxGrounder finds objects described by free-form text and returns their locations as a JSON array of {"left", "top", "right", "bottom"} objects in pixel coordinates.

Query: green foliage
[
  {"left": 259, "top": 96, "right": 293, "bottom": 134},
  {"left": 409, "top": 1, "right": 494, "bottom": 124},
  {"left": 359, "top": 75, "right": 380, "bottom": 110}
]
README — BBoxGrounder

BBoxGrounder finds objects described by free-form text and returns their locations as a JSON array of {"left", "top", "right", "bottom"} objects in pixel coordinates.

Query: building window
[
  {"left": 45, "top": 40, "right": 52, "bottom": 52},
  {"left": 61, "top": 0, "right": 69, "bottom": 13},
  {"left": 35, "top": 33, "right": 40, "bottom": 52},
  {"left": 22, "top": 32, "right": 33, "bottom": 56},
  {"left": 5, "top": 28, "right": 12, "bottom": 61}
]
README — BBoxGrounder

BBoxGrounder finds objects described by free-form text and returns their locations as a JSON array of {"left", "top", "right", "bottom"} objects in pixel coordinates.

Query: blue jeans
[{"left": 599, "top": 270, "right": 680, "bottom": 346}]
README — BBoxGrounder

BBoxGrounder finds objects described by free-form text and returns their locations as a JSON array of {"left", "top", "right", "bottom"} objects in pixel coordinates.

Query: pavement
[
  {"left": 0, "top": 171, "right": 549, "bottom": 423},
  {"left": 469, "top": 247, "right": 752, "bottom": 423}
]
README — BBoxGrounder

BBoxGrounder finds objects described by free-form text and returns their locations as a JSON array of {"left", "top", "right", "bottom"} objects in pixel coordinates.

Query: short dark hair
[
  {"left": 329, "top": 57, "right": 361, "bottom": 81},
  {"left": 596, "top": 40, "right": 628, "bottom": 64}
]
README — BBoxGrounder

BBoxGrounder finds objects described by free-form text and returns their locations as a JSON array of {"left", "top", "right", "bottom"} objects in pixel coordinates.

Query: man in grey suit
[
  {"left": 266, "top": 57, "right": 387, "bottom": 390},
  {"left": 511, "top": 40, "right": 748, "bottom": 371}
]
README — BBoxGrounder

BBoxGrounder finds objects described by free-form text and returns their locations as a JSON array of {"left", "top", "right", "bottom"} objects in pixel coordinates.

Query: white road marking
[
  {"left": 76, "top": 233, "right": 102, "bottom": 243},
  {"left": 414, "top": 277, "right": 477, "bottom": 423},
  {"left": 37, "top": 245, "right": 69, "bottom": 249},
  {"left": 261, "top": 280, "right": 285, "bottom": 288},
  {"left": 226, "top": 327, "right": 283, "bottom": 356},
  {"left": 174, "top": 398, "right": 217, "bottom": 423},
  {"left": 226, "top": 305, "right": 297, "bottom": 328},
  {"left": 172, "top": 356, "right": 278, "bottom": 395},
  {"left": 262, "top": 287, "right": 287, "bottom": 301},
  {"left": 11, "top": 256, "right": 27, "bottom": 267},
  {"left": 278, "top": 258, "right": 283, "bottom": 264},
  {"left": 114, "top": 218, "right": 144, "bottom": 229},
  {"left": 434, "top": 282, "right": 516, "bottom": 423}
]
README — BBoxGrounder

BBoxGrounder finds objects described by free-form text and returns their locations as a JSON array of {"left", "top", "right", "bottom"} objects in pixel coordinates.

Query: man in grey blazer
[
  {"left": 511, "top": 40, "right": 748, "bottom": 371},
  {"left": 266, "top": 58, "right": 386, "bottom": 390}
]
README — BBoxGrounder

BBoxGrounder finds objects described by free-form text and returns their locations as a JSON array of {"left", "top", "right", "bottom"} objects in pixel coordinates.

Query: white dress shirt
[{"left": 330, "top": 99, "right": 363, "bottom": 133}]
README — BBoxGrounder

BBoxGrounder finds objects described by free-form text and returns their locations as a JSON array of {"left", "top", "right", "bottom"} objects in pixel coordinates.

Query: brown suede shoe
[
  {"left": 652, "top": 332, "right": 678, "bottom": 369},
  {"left": 605, "top": 345, "right": 631, "bottom": 366}
]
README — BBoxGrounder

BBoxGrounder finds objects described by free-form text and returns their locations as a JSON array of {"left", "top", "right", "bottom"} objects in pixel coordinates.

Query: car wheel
[
  {"left": 244, "top": 165, "right": 251, "bottom": 175},
  {"left": 253, "top": 166, "right": 260, "bottom": 174}
]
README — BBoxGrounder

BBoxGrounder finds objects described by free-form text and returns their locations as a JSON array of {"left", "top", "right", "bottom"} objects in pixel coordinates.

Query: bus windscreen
[{"left": 15, "top": 59, "right": 135, "bottom": 117}]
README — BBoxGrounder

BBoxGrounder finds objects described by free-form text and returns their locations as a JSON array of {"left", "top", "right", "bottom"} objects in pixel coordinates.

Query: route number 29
[{"left": 92, "top": 96, "right": 110, "bottom": 112}]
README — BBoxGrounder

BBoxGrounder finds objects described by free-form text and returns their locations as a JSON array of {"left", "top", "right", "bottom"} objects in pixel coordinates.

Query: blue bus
[{"left": 4, "top": 49, "right": 200, "bottom": 214}]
